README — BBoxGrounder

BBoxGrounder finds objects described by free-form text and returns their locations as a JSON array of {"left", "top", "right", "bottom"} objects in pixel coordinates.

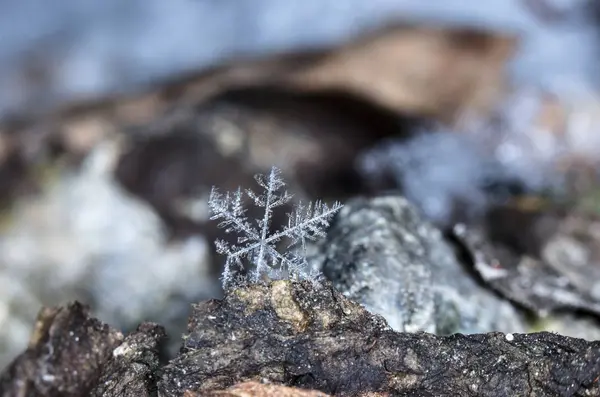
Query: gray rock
[
  {"left": 0, "top": 140, "right": 218, "bottom": 370},
  {"left": 452, "top": 221, "right": 600, "bottom": 317},
  {"left": 311, "top": 195, "right": 526, "bottom": 334},
  {"left": 452, "top": 213, "right": 600, "bottom": 341}
]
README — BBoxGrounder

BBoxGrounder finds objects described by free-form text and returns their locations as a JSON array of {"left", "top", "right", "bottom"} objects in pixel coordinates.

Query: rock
[
  {"left": 193, "top": 381, "right": 332, "bottom": 397},
  {"left": 2, "top": 282, "right": 600, "bottom": 396},
  {"left": 310, "top": 195, "right": 525, "bottom": 334},
  {"left": 0, "top": 140, "right": 217, "bottom": 369},
  {"left": 0, "top": 302, "right": 123, "bottom": 397},
  {"left": 452, "top": 218, "right": 600, "bottom": 317},
  {"left": 542, "top": 211, "right": 600, "bottom": 301},
  {"left": 451, "top": 205, "right": 600, "bottom": 341},
  {"left": 90, "top": 322, "right": 166, "bottom": 397},
  {"left": 159, "top": 280, "right": 600, "bottom": 396}
]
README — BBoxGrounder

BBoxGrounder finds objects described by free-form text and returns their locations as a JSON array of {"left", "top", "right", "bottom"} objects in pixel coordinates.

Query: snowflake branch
[{"left": 209, "top": 166, "right": 343, "bottom": 287}]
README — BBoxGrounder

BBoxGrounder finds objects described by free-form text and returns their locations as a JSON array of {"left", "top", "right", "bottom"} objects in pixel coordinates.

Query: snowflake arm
[{"left": 208, "top": 166, "right": 343, "bottom": 287}]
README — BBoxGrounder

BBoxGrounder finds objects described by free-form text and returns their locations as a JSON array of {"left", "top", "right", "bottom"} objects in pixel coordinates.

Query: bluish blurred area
[
  {"left": 0, "top": 0, "right": 597, "bottom": 116},
  {"left": 2, "top": 0, "right": 600, "bottom": 374}
]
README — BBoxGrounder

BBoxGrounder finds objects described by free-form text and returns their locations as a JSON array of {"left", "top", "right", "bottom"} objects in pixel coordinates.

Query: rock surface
[
  {"left": 453, "top": 217, "right": 600, "bottom": 317},
  {"left": 0, "top": 140, "right": 216, "bottom": 370},
  {"left": 90, "top": 322, "right": 166, "bottom": 397},
  {"left": 162, "top": 281, "right": 600, "bottom": 396},
  {"left": 0, "top": 303, "right": 123, "bottom": 396},
  {"left": 311, "top": 195, "right": 525, "bottom": 334},
  {"left": 2, "top": 282, "right": 600, "bottom": 396},
  {"left": 192, "top": 381, "right": 332, "bottom": 397}
]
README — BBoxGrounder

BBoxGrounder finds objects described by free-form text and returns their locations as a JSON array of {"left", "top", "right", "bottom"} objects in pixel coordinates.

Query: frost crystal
[{"left": 209, "top": 166, "right": 343, "bottom": 287}]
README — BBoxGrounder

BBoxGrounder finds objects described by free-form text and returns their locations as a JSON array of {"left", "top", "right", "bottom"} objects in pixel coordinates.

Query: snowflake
[{"left": 208, "top": 166, "right": 343, "bottom": 287}]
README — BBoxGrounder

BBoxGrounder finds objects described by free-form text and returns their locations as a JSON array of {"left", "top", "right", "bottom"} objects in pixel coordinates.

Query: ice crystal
[{"left": 209, "top": 166, "right": 343, "bottom": 287}]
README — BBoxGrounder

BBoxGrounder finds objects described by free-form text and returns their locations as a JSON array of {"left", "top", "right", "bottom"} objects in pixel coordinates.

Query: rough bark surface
[
  {"left": 90, "top": 322, "right": 166, "bottom": 397},
  {"left": 159, "top": 280, "right": 600, "bottom": 396},
  {"left": 0, "top": 302, "right": 123, "bottom": 397},
  {"left": 2, "top": 282, "right": 600, "bottom": 396}
]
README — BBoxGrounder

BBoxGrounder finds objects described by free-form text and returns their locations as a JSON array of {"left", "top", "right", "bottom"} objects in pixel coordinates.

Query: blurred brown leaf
[{"left": 286, "top": 26, "right": 516, "bottom": 123}]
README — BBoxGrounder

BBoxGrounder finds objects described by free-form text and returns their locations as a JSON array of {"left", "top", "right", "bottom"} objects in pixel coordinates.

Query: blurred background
[{"left": 2, "top": 0, "right": 600, "bottom": 369}]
